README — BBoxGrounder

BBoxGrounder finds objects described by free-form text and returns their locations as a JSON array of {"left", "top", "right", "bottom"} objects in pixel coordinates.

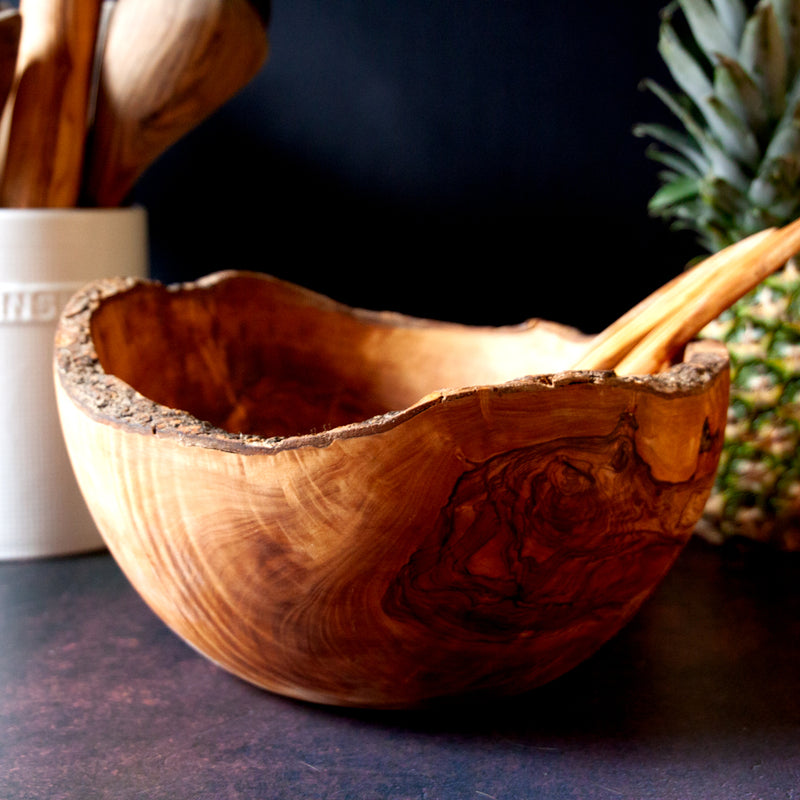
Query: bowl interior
[{"left": 88, "top": 273, "right": 590, "bottom": 438}]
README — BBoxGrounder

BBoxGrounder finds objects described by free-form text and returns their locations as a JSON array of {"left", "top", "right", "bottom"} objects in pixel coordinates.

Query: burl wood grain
[{"left": 54, "top": 272, "right": 730, "bottom": 708}]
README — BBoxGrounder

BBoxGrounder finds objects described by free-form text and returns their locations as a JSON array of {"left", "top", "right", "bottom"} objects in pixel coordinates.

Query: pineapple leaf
[
  {"left": 647, "top": 170, "right": 755, "bottom": 249},
  {"left": 750, "top": 174, "right": 781, "bottom": 206},
  {"left": 739, "top": 0, "right": 788, "bottom": 119},
  {"left": 679, "top": 0, "right": 739, "bottom": 59},
  {"left": 772, "top": 0, "right": 800, "bottom": 83},
  {"left": 659, "top": 19, "right": 760, "bottom": 164},
  {"left": 656, "top": 169, "right": 689, "bottom": 185},
  {"left": 700, "top": 174, "right": 750, "bottom": 216},
  {"left": 714, "top": 54, "right": 771, "bottom": 137},
  {"left": 658, "top": 19, "right": 716, "bottom": 106},
  {"left": 710, "top": 0, "right": 748, "bottom": 42},
  {"left": 645, "top": 143, "right": 705, "bottom": 177},
  {"left": 641, "top": 0, "right": 800, "bottom": 257},
  {"left": 763, "top": 111, "right": 800, "bottom": 160},
  {"left": 763, "top": 67, "right": 800, "bottom": 159},
  {"left": 667, "top": 215, "right": 726, "bottom": 250},
  {"left": 634, "top": 119, "right": 710, "bottom": 172},
  {"left": 648, "top": 175, "right": 702, "bottom": 211},
  {"left": 752, "top": 145, "right": 800, "bottom": 209},
  {"left": 664, "top": 200, "right": 733, "bottom": 247},
  {"left": 707, "top": 94, "right": 762, "bottom": 164},
  {"left": 784, "top": 59, "right": 800, "bottom": 109},
  {"left": 748, "top": 77, "right": 800, "bottom": 211},
  {"left": 640, "top": 78, "right": 750, "bottom": 189}
]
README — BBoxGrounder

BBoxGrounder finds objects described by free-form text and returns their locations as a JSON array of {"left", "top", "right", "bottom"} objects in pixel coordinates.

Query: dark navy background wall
[{"left": 133, "top": 0, "right": 701, "bottom": 333}]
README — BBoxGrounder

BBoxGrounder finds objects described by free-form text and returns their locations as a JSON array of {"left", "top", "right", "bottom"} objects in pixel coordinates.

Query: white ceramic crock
[{"left": 0, "top": 207, "right": 148, "bottom": 559}]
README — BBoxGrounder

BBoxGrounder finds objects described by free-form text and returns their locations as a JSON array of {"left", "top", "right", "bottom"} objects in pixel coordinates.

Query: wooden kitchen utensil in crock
[{"left": 53, "top": 270, "right": 729, "bottom": 708}]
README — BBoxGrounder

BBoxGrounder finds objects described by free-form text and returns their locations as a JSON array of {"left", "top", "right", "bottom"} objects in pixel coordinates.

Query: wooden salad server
[
  {"left": 0, "top": 0, "right": 102, "bottom": 207},
  {"left": 573, "top": 216, "right": 800, "bottom": 374},
  {"left": 82, "top": 0, "right": 270, "bottom": 207}
]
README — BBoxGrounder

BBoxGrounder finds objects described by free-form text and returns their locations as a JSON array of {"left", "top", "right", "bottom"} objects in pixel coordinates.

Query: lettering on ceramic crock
[
  {"left": 383, "top": 413, "right": 709, "bottom": 641},
  {"left": 0, "top": 283, "right": 82, "bottom": 325}
]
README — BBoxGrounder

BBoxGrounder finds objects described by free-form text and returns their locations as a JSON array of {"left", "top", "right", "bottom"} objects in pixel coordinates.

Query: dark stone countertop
[{"left": 2, "top": 536, "right": 799, "bottom": 800}]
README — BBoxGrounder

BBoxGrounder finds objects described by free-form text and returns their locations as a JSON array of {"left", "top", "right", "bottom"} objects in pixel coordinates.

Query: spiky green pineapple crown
[{"left": 637, "top": 0, "right": 800, "bottom": 253}]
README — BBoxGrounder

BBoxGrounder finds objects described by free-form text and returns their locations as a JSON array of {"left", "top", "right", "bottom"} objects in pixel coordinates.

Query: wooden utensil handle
[
  {"left": 0, "top": 8, "right": 21, "bottom": 118},
  {"left": 83, "top": 0, "right": 269, "bottom": 207},
  {"left": 571, "top": 227, "right": 777, "bottom": 372},
  {"left": 0, "top": 0, "right": 102, "bottom": 207},
  {"left": 614, "top": 217, "right": 800, "bottom": 375}
]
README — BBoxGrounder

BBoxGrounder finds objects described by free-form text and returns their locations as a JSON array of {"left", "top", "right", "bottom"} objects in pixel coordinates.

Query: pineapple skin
[
  {"left": 698, "top": 259, "right": 800, "bottom": 550},
  {"left": 640, "top": 0, "right": 800, "bottom": 549}
]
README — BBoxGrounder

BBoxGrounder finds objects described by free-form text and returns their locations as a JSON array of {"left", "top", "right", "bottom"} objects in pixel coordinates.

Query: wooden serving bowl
[{"left": 54, "top": 271, "right": 729, "bottom": 708}]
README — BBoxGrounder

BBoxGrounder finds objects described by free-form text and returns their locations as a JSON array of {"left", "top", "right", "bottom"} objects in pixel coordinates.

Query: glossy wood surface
[
  {"left": 0, "top": 0, "right": 101, "bottom": 206},
  {"left": 0, "top": 8, "right": 21, "bottom": 118},
  {"left": 83, "top": 0, "right": 269, "bottom": 206},
  {"left": 54, "top": 272, "right": 730, "bottom": 707}
]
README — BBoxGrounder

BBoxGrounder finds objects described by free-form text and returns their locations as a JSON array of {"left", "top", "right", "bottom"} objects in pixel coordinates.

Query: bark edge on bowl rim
[{"left": 54, "top": 271, "right": 730, "bottom": 708}]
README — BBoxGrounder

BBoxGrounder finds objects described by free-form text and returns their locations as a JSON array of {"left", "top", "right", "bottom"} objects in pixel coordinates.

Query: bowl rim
[{"left": 54, "top": 271, "right": 731, "bottom": 455}]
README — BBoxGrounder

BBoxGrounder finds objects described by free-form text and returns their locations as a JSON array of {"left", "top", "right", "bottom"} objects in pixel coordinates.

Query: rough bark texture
[{"left": 54, "top": 271, "right": 730, "bottom": 708}]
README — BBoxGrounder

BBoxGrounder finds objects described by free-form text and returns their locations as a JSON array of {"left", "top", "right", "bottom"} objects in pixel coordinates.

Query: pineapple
[{"left": 637, "top": 0, "right": 800, "bottom": 549}]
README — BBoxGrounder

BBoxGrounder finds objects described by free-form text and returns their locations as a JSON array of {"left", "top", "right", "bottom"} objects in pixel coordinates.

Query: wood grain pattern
[
  {"left": 0, "top": 8, "right": 21, "bottom": 118},
  {"left": 54, "top": 272, "right": 730, "bottom": 707},
  {"left": 0, "top": 0, "right": 101, "bottom": 207},
  {"left": 82, "top": 0, "right": 269, "bottom": 206},
  {"left": 573, "top": 217, "right": 800, "bottom": 375}
]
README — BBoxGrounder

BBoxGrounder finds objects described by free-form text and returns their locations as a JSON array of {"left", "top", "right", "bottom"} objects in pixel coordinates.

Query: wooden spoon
[
  {"left": 0, "top": 0, "right": 102, "bottom": 207},
  {"left": 82, "top": 0, "right": 270, "bottom": 207}
]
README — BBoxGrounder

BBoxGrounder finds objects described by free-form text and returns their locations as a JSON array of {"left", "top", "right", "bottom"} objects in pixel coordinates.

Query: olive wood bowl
[{"left": 54, "top": 270, "right": 730, "bottom": 708}]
